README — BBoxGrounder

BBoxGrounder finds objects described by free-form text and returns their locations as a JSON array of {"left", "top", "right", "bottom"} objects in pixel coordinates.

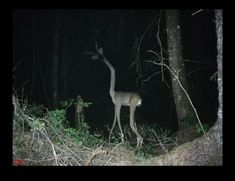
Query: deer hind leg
[
  {"left": 133, "top": 121, "right": 143, "bottom": 149},
  {"left": 116, "top": 104, "right": 124, "bottom": 142},
  {"left": 130, "top": 105, "right": 143, "bottom": 150}
]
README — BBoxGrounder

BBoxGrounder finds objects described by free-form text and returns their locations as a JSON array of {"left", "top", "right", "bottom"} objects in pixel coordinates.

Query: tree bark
[{"left": 165, "top": 9, "right": 194, "bottom": 130}]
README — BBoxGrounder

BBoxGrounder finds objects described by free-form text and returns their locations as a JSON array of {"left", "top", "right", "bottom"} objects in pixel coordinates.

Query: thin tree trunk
[
  {"left": 212, "top": 8, "right": 223, "bottom": 161},
  {"left": 30, "top": 10, "right": 36, "bottom": 102},
  {"left": 60, "top": 12, "right": 68, "bottom": 100},
  {"left": 31, "top": 10, "right": 50, "bottom": 107},
  {"left": 52, "top": 10, "right": 60, "bottom": 109},
  {"left": 60, "top": 37, "right": 68, "bottom": 100},
  {"left": 165, "top": 9, "right": 193, "bottom": 130}
]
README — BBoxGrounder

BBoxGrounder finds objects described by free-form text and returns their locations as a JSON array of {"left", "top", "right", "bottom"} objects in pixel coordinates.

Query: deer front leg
[{"left": 109, "top": 105, "right": 117, "bottom": 143}]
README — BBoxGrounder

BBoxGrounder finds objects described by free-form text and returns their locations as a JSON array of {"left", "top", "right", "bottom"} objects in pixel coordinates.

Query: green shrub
[
  {"left": 49, "top": 109, "right": 66, "bottom": 128},
  {"left": 25, "top": 104, "right": 46, "bottom": 118},
  {"left": 195, "top": 123, "right": 210, "bottom": 136},
  {"left": 59, "top": 96, "right": 92, "bottom": 110},
  {"left": 180, "top": 115, "right": 210, "bottom": 136},
  {"left": 180, "top": 115, "right": 197, "bottom": 128},
  {"left": 50, "top": 97, "right": 104, "bottom": 147}
]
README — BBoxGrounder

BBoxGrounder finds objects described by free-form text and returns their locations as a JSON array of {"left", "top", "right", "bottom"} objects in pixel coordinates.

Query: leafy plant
[
  {"left": 195, "top": 123, "right": 210, "bottom": 136},
  {"left": 25, "top": 104, "right": 46, "bottom": 118},
  {"left": 64, "top": 122, "right": 104, "bottom": 146},
  {"left": 180, "top": 115, "right": 197, "bottom": 128},
  {"left": 59, "top": 96, "right": 92, "bottom": 110},
  {"left": 30, "top": 118, "right": 45, "bottom": 131},
  {"left": 180, "top": 115, "right": 210, "bottom": 136},
  {"left": 65, "top": 127, "right": 78, "bottom": 138},
  {"left": 49, "top": 109, "right": 66, "bottom": 128},
  {"left": 23, "top": 96, "right": 104, "bottom": 147}
]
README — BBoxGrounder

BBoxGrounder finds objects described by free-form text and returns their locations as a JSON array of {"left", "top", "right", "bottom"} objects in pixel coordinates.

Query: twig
[
  {"left": 192, "top": 9, "right": 203, "bottom": 16},
  {"left": 130, "top": 16, "right": 158, "bottom": 89},
  {"left": 13, "top": 62, "right": 21, "bottom": 72},
  {"left": 184, "top": 59, "right": 216, "bottom": 66},
  {"left": 152, "top": 130, "right": 168, "bottom": 153},
  {"left": 111, "top": 142, "right": 122, "bottom": 152},
  {"left": 142, "top": 70, "right": 164, "bottom": 82},
  {"left": 39, "top": 128, "right": 59, "bottom": 165},
  {"left": 105, "top": 158, "right": 113, "bottom": 166},
  {"left": 188, "top": 67, "right": 215, "bottom": 76},
  {"left": 16, "top": 79, "right": 30, "bottom": 92}
]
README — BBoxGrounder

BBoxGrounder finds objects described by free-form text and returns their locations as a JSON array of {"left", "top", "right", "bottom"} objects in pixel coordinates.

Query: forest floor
[
  {"left": 13, "top": 125, "right": 179, "bottom": 166},
  {"left": 12, "top": 95, "right": 196, "bottom": 166},
  {"left": 13, "top": 129, "right": 164, "bottom": 166}
]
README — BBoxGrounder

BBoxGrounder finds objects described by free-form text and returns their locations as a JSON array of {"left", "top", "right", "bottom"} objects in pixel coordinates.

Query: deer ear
[{"left": 91, "top": 55, "right": 99, "bottom": 60}]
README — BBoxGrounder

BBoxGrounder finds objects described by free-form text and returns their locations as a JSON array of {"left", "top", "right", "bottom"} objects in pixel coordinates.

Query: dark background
[{"left": 12, "top": 9, "right": 218, "bottom": 133}]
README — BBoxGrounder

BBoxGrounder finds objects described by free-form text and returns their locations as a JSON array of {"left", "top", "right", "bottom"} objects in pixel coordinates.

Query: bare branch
[
  {"left": 155, "top": 11, "right": 165, "bottom": 82},
  {"left": 15, "top": 79, "right": 30, "bottom": 92},
  {"left": 152, "top": 130, "right": 168, "bottom": 153},
  {"left": 184, "top": 59, "right": 216, "bottom": 66},
  {"left": 129, "top": 15, "right": 159, "bottom": 89},
  {"left": 142, "top": 70, "right": 163, "bottom": 82},
  {"left": 13, "top": 62, "right": 21, "bottom": 72},
  {"left": 192, "top": 9, "right": 203, "bottom": 16},
  {"left": 188, "top": 67, "right": 215, "bottom": 76}
]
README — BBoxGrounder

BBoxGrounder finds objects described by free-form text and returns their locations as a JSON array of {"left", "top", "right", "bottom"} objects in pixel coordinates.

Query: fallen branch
[{"left": 85, "top": 146, "right": 108, "bottom": 166}]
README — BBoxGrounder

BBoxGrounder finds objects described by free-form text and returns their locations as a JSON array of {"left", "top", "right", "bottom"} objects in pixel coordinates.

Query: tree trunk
[
  {"left": 60, "top": 12, "right": 68, "bottom": 101},
  {"left": 214, "top": 8, "right": 223, "bottom": 161},
  {"left": 52, "top": 10, "right": 60, "bottom": 109},
  {"left": 30, "top": 10, "right": 36, "bottom": 102},
  {"left": 165, "top": 9, "right": 194, "bottom": 130}
]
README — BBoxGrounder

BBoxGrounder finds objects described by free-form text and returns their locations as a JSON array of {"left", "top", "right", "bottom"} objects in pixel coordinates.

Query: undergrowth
[
  {"left": 12, "top": 94, "right": 179, "bottom": 165},
  {"left": 12, "top": 95, "right": 107, "bottom": 166}
]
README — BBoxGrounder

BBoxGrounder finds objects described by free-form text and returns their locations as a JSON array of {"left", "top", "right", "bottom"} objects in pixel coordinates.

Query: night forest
[{"left": 12, "top": 9, "right": 222, "bottom": 166}]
